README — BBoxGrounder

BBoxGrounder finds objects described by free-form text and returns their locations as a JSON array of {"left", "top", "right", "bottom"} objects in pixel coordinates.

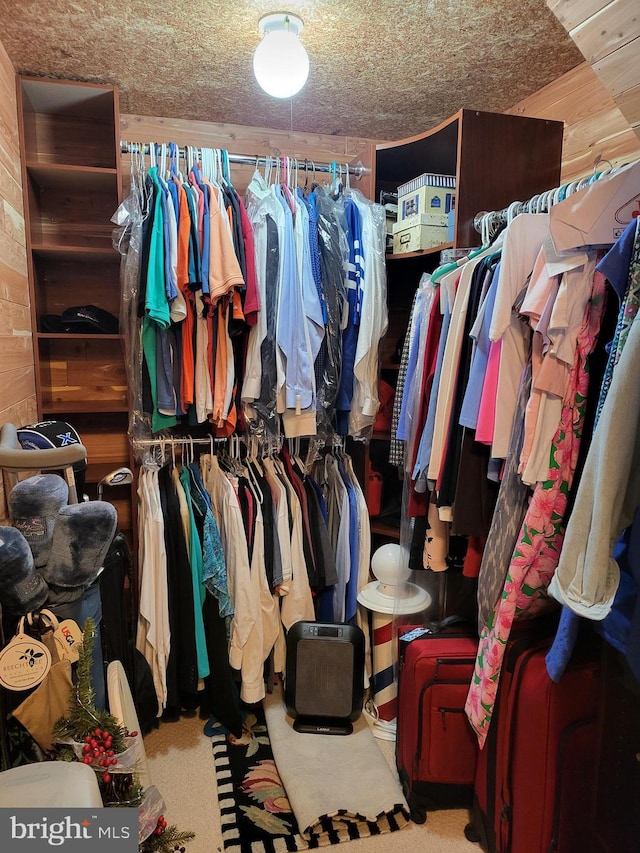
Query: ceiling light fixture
[{"left": 253, "top": 12, "right": 309, "bottom": 99}]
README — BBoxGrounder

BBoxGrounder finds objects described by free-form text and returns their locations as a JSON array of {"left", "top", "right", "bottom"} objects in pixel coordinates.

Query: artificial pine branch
[
  {"left": 139, "top": 825, "right": 196, "bottom": 853},
  {"left": 52, "top": 620, "right": 196, "bottom": 851},
  {"left": 52, "top": 618, "right": 127, "bottom": 752}
]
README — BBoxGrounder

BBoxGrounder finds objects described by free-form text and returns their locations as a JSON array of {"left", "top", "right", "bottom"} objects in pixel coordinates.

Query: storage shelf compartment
[
  {"left": 386, "top": 242, "right": 453, "bottom": 259},
  {"left": 376, "top": 115, "right": 459, "bottom": 193},
  {"left": 84, "top": 462, "right": 133, "bottom": 485},
  {"left": 27, "top": 163, "right": 119, "bottom": 192},
  {"left": 20, "top": 78, "right": 118, "bottom": 169},
  {"left": 42, "top": 400, "right": 129, "bottom": 414},
  {"left": 370, "top": 522, "right": 401, "bottom": 540},
  {"left": 32, "top": 252, "right": 121, "bottom": 324},
  {"left": 26, "top": 169, "right": 117, "bottom": 249},
  {"left": 38, "top": 334, "right": 123, "bottom": 342},
  {"left": 32, "top": 245, "right": 119, "bottom": 262},
  {"left": 38, "top": 337, "right": 128, "bottom": 411},
  {"left": 376, "top": 109, "right": 564, "bottom": 250}
]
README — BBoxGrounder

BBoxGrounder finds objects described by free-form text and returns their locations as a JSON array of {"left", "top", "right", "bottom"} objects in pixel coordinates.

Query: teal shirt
[
  {"left": 142, "top": 316, "right": 177, "bottom": 432},
  {"left": 145, "top": 166, "right": 171, "bottom": 329},
  {"left": 178, "top": 466, "right": 210, "bottom": 680}
]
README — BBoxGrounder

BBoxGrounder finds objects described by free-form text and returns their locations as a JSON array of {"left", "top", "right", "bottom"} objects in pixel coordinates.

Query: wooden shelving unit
[
  {"left": 16, "top": 76, "right": 132, "bottom": 538},
  {"left": 355, "top": 109, "right": 564, "bottom": 543}
]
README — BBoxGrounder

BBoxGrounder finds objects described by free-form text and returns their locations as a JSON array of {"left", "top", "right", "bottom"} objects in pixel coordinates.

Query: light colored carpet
[
  {"left": 144, "top": 711, "right": 479, "bottom": 853},
  {"left": 263, "top": 685, "right": 409, "bottom": 842}
]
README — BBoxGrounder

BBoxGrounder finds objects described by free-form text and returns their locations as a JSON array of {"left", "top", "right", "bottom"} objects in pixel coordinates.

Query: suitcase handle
[
  {"left": 428, "top": 615, "right": 475, "bottom": 634},
  {"left": 435, "top": 657, "right": 477, "bottom": 680}
]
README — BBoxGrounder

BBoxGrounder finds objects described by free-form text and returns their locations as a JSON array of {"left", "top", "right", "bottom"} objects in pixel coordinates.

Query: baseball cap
[{"left": 60, "top": 305, "right": 119, "bottom": 335}]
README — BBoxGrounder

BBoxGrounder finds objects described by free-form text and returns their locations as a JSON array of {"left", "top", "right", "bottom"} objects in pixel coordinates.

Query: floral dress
[{"left": 465, "top": 270, "right": 607, "bottom": 746}]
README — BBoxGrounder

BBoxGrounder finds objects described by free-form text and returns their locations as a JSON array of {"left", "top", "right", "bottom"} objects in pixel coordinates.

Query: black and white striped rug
[{"left": 212, "top": 707, "right": 409, "bottom": 852}]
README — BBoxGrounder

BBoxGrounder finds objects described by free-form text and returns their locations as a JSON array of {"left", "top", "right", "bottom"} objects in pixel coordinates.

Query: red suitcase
[
  {"left": 396, "top": 617, "right": 479, "bottom": 824},
  {"left": 465, "top": 631, "right": 601, "bottom": 853}
]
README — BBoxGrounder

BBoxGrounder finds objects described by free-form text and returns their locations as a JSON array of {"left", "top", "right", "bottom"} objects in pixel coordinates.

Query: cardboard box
[
  {"left": 392, "top": 216, "right": 449, "bottom": 254},
  {"left": 398, "top": 185, "right": 456, "bottom": 221},
  {"left": 397, "top": 173, "right": 456, "bottom": 197},
  {"left": 397, "top": 174, "right": 456, "bottom": 223},
  {"left": 394, "top": 213, "right": 449, "bottom": 230}
]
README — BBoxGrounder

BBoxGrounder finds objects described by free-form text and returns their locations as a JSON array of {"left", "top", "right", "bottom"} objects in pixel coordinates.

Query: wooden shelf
[
  {"left": 26, "top": 163, "right": 119, "bottom": 191},
  {"left": 386, "top": 242, "right": 453, "bottom": 260},
  {"left": 37, "top": 333, "right": 123, "bottom": 341},
  {"left": 85, "top": 462, "right": 134, "bottom": 484},
  {"left": 42, "top": 400, "right": 129, "bottom": 414},
  {"left": 370, "top": 521, "right": 401, "bottom": 540},
  {"left": 31, "top": 244, "right": 119, "bottom": 262}
]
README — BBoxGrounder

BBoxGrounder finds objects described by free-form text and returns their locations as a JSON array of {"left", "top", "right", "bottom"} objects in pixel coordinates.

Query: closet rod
[
  {"left": 132, "top": 437, "right": 225, "bottom": 447},
  {"left": 473, "top": 158, "right": 637, "bottom": 237},
  {"left": 120, "top": 140, "right": 367, "bottom": 179}
]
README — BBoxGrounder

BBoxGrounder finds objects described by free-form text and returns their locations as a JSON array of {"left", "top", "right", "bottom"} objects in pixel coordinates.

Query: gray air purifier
[{"left": 284, "top": 621, "right": 365, "bottom": 735}]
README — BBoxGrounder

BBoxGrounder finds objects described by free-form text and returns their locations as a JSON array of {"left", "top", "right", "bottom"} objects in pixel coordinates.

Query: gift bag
[{"left": 12, "top": 659, "right": 73, "bottom": 752}]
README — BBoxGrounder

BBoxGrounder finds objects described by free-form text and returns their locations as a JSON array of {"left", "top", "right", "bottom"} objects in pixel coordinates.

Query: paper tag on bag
[
  {"left": 30, "top": 610, "right": 82, "bottom": 664},
  {"left": 53, "top": 619, "right": 83, "bottom": 662},
  {"left": 0, "top": 624, "right": 52, "bottom": 691}
]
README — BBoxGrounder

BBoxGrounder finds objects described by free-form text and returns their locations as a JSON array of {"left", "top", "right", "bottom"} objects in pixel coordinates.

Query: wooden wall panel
[
  {"left": 507, "top": 61, "right": 640, "bottom": 182},
  {"left": 548, "top": 0, "right": 640, "bottom": 139},
  {"left": 0, "top": 41, "right": 35, "bottom": 522},
  {"left": 570, "top": 0, "right": 640, "bottom": 64},
  {"left": 547, "top": 0, "right": 612, "bottom": 32},
  {"left": 120, "top": 113, "right": 376, "bottom": 199}
]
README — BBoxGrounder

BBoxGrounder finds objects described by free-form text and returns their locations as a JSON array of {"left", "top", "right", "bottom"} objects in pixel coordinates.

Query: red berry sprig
[
  {"left": 154, "top": 815, "right": 167, "bottom": 836},
  {"left": 80, "top": 727, "right": 122, "bottom": 781}
]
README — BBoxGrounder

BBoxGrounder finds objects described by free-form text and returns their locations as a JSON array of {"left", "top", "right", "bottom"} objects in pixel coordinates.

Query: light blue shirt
[
  {"left": 412, "top": 297, "right": 452, "bottom": 488},
  {"left": 275, "top": 186, "right": 316, "bottom": 411},
  {"left": 459, "top": 261, "right": 500, "bottom": 430},
  {"left": 396, "top": 290, "right": 425, "bottom": 441}
]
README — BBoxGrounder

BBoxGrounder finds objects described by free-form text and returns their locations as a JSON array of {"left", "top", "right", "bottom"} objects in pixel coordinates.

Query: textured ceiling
[{"left": 0, "top": 0, "right": 583, "bottom": 140}]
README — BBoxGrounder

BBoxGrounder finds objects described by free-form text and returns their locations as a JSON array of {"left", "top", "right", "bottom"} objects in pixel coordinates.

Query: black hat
[{"left": 60, "top": 305, "right": 119, "bottom": 335}]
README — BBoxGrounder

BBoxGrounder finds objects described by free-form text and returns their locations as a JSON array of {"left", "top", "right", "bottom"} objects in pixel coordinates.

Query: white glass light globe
[
  {"left": 370, "top": 543, "right": 410, "bottom": 590},
  {"left": 253, "top": 29, "right": 309, "bottom": 98}
]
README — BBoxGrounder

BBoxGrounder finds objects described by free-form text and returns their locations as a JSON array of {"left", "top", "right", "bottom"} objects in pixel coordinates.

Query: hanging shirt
[
  {"left": 350, "top": 194, "right": 389, "bottom": 437},
  {"left": 324, "top": 454, "right": 351, "bottom": 622},
  {"left": 189, "top": 166, "right": 210, "bottom": 296},
  {"left": 200, "top": 454, "right": 261, "bottom": 693},
  {"left": 412, "top": 285, "right": 452, "bottom": 487},
  {"left": 275, "top": 186, "right": 318, "bottom": 437},
  {"left": 188, "top": 463, "right": 230, "bottom": 617},
  {"left": 238, "top": 196, "right": 260, "bottom": 325},
  {"left": 244, "top": 172, "right": 284, "bottom": 408},
  {"left": 313, "top": 187, "right": 348, "bottom": 432},
  {"left": 177, "top": 466, "right": 210, "bottom": 680},
  {"left": 459, "top": 260, "right": 500, "bottom": 429},
  {"left": 335, "top": 199, "right": 364, "bottom": 434},
  {"left": 205, "top": 180, "right": 245, "bottom": 305},
  {"left": 135, "top": 466, "right": 170, "bottom": 717},
  {"left": 489, "top": 214, "right": 549, "bottom": 458}
]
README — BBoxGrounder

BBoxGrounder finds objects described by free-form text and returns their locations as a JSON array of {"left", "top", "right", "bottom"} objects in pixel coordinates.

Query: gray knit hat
[
  {"left": 0, "top": 526, "right": 49, "bottom": 615},
  {"left": 42, "top": 501, "right": 118, "bottom": 594},
  {"left": 8, "top": 474, "right": 69, "bottom": 567}
]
